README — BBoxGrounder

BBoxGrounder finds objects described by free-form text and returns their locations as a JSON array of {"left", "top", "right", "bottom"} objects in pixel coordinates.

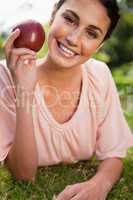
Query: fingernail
[
  {"left": 32, "top": 52, "right": 36, "bottom": 55},
  {"left": 15, "top": 28, "right": 20, "bottom": 33}
]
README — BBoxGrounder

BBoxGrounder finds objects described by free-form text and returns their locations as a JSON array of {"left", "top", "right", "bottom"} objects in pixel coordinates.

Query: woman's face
[{"left": 47, "top": 0, "right": 110, "bottom": 69}]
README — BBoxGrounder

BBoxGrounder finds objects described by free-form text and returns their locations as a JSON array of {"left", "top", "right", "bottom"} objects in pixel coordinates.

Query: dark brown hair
[{"left": 55, "top": 0, "right": 120, "bottom": 41}]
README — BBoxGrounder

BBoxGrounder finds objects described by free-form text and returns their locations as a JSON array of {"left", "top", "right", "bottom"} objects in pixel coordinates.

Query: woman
[{"left": 0, "top": 0, "right": 133, "bottom": 199}]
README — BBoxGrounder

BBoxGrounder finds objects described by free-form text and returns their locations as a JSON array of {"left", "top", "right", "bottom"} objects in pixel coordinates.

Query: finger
[
  {"left": 9, "top": 48, "right": 36, "bottom": 70},
  {"left": 71, "top": 190, "right": 88, "bottom": 200},
  {"left": 3, "top": 29, "right": 20, "bottom": 57},
  {"left": 23, "top": 59, "right": 36, "bottom": 69},
  {"left": 56, "top": 186, "right": 72, "bottom": 200},
  {"left": 71, "top": 192, "right": 82, "bottom": 200},
  {"left": 20, "top": 54, "right": 36, "bottom": 62},
  {"left": 57, "top": 185, "right": 78, "bottom": 200},
  {"left": 10, "top": 48, "right": 36, "bottom": 57},
  {"left": 10, "top": 54, "right": 36, "bottom": 71},
  {"left": 8, "top": 50, "right": 19, "bottom": 71},
  {"left": 15, "top": 55, "right": 36, "bottom": 72},
  {"left": 27, "top": 58, "right": 36, "bottom": 68}
]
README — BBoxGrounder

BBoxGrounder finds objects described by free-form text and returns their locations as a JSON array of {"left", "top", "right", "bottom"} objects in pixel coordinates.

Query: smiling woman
[{"left": 0, "top": 0, "right": 133, "bottom": 200}]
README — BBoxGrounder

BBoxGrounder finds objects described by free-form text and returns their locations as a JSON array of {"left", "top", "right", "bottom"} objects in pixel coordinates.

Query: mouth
[{"left": 56, "top": 40, "right": 79, "bottom": 58}]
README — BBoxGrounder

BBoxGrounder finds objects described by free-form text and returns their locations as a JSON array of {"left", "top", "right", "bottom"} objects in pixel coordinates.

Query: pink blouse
[{"left": 0, "top": 58, "right": 133, "bottom": 166}]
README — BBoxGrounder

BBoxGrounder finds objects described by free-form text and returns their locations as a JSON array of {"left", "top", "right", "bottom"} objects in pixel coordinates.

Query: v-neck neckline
[{"left": 35, "top": 63, "right": 87, "bottom": 130}]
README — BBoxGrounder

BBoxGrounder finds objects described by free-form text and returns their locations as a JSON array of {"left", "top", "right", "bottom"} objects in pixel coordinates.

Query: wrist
[
  {"left": 16, "top": 86, "right": 35, "bottom": 112},
  {"left": 89, "top": 172, "right": 113, "bottom": 193},
  {"left": 16, "top": 83, "right": 35, "bottom": 93}
]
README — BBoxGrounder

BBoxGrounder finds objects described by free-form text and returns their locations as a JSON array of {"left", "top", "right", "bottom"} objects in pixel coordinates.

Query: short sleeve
[
  {"left": 0, "top": 61, "right": 16, "bottom": 163},
  {"left": 95, "top": 64, "right": 133, "bottom": 160}
]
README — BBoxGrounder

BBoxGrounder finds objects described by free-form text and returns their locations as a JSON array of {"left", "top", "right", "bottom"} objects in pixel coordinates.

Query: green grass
[
  {"left": 0, "top": 152, "right": 133, "bottom": 200},
  {"left": 0, "top": 117, "right": 133, "bottom": 200}
]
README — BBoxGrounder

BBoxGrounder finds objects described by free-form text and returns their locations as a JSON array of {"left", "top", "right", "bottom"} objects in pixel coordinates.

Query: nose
[{"left": 65, "top": 29, "right": 82, "bottom": 47}]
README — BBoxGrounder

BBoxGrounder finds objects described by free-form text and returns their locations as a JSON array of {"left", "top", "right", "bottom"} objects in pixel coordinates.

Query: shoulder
[
  {"left": 0, "top": 60, "right": 16, "bottom": 106},
  {"left": 0, "top": 59, "right": 11, "bottom": 76},
  {"left": 84, "top": 58, "right": 113, "bottom": 97},
  {"left": 0, "top": 59, "right": 13, "bottom": 86},
  {"left": 85, "top": 58, "right": 111, "bottom": 80}
]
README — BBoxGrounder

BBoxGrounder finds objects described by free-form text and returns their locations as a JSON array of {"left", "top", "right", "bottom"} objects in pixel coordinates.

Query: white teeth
[{"left": 59, "top": 43, "right": 75, "bottom": 57}]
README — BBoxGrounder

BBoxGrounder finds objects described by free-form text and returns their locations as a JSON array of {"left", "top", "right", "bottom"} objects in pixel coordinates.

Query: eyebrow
[
  {"left": 65, "top": 9, "right": 80, "bottom": 20},
  {"left": 88, "top": 25, "right": 103, "bottom": 34},
  {"left": 65, "top": 9, "right": 103, "bottom": 34}
]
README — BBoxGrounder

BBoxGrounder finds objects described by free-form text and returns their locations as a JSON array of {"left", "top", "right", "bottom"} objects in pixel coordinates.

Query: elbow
[
  {"left": 6, "top": 158, "right": 37, "bottom": 182},
  {"left": 11, "top": 166, "right": 37, "bottom": 182},
  {"left": 15, "top": 171, "right": 36, "bottom": 182},
  {"left": 114, "top": 157, "right": 124, "bottom": 169}
]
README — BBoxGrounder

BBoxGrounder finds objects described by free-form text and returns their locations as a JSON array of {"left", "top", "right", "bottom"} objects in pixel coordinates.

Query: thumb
[{"left": 3, "top": 28, "right": 20, "bottom": 53}]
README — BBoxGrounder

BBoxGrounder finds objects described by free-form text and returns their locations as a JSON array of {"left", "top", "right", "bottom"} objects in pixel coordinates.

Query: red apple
[{"left": 12, "top": 19, "right": 45, "bottom": 52}]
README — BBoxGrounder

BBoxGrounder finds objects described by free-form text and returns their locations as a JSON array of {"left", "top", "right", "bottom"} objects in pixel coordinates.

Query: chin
[{"left": 51, "top": 54, "right": 81, "bottom": 69}]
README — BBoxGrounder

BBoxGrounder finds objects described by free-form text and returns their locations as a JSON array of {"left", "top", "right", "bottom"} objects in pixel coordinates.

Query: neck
[{"left": 39, "top": 54, "right": 82, "bottom": 89}]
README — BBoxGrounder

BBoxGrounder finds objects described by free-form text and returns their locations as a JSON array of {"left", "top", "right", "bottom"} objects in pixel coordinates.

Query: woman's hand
[
  {"left": 3, "top": 29, "right": 37, "bottom": 92},
  {"left": 55, "top": 178, "right": 111, "bottom": 200},
  {"left": 55, "top": 158, "right": 123, "bottom": 200}
]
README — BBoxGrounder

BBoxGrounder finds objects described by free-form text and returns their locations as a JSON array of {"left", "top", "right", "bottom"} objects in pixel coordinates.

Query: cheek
[
  {"left": 48, "top": 21, "right": 69, "bottom": 41},
  {"left": 82, "top": 40, "right": 101, "bottom": 57},
  {"left": 47, "top": 27, "right": 59, "bottom": 48}
]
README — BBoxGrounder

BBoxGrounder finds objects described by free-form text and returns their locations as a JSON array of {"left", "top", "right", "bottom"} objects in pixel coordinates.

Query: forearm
[
  {"left": 91, "top": 158, "right": 123, "bottom": 192},
  {"left": 6, "top": 90, "right": 38, "bottom": 181}
]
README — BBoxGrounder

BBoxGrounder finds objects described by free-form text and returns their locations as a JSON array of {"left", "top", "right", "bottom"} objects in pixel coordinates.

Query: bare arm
[
  {"left": 6, "top": 91, "right": 38, "bottom": 181},
  {"left": 4, "top": 29, "right": 39, "bottom": 181},
  {"left": 91, "top": 158, "right": 123, "bottom": 193},
  {"left": 55, "top": 158, "right": 123, "bottom": 200}
]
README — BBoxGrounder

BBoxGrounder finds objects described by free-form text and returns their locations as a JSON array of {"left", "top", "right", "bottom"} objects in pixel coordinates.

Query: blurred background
[{"left": 0, "top": 0, "right": 133, "bottom": 130}]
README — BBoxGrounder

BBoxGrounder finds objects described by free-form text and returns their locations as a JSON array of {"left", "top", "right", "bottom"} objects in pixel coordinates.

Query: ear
[{"left": 49, "top": 3, "right": 58, "bottom": 26}]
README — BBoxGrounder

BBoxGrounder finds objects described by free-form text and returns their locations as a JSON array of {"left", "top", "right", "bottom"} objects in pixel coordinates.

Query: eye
[
  {"left": 86, "top": 30, "right": 98, "bottom": 39},
  {"left": 63, "top": 15, "right": 76, "bottom": 25}
]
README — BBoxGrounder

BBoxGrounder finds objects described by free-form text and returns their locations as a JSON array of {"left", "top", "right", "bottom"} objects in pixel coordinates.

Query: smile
[{"left": 57, "top": 41, "right": 78, "bottom": 58}]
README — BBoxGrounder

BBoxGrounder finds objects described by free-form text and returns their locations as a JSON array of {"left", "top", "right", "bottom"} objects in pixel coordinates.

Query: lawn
[{"left": 0, "top": 118, "right": 133, "bottom": 200}]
